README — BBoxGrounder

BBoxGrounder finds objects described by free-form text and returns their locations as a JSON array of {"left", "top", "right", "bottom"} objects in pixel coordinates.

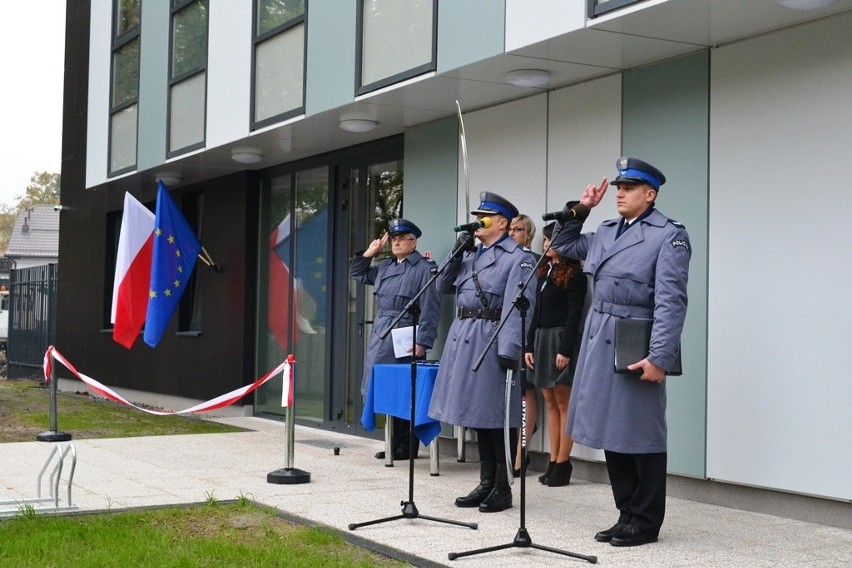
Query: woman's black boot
[
  {"left": 545, "top": 459, "right": 573, "bottom": 487},
  {"left": 538, "top": 461, "right": 556, "bottom": 485}
]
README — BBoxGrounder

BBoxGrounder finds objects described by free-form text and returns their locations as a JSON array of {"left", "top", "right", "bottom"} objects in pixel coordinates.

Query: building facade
[{"left": 60, "top": 0, "right": 851, "bottom": 521}]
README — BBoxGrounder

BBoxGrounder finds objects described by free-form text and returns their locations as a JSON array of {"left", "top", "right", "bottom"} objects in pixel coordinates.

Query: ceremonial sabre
[
  {"left": 503, "top": 368, "right": 515, "bottom": 486},
  {"left": 456, "top": 100, "right": 470, "bottom": 216}
]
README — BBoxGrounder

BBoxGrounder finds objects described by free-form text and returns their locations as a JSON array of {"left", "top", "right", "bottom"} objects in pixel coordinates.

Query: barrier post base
[
  {"left": 267, "top": 467, "right": 310, "bottom": 485},
  {"left": 36, "top": 431, "right": 72, "bottom": 442}
]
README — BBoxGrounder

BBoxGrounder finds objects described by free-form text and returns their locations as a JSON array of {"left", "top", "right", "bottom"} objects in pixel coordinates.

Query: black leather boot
[
  {"left": 538, "top": 461, "right": 555, "bottom": 484},
  {"left": 545, "top": 459, "right": 573, "bottom": 487},
  {"left": 479, "top": 463, "right": 512, "bottom": 512},
  {"left": 455, "top": 461, "right": 495, "bottom": 508}
]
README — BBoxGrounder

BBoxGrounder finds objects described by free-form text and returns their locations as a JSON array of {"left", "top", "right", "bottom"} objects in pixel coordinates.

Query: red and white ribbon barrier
[
  {"left": 281, "top": 353, "right": 295, "bottom": 408},
  {"left": 43, "top": 345, "right": 289, "bottom": 415}
]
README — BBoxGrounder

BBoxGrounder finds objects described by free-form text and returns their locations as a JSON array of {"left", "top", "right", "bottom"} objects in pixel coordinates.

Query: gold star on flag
[
  {"left": 164, "top": 289, "right": 171, "bottom": 297},
  {"left": 168, "top": 235, "right": 175, "bottom": 244},
  {"left": 173, "top": 279, "right": 181, "bottom": 288},
  {"left": 149, "top": 290, "right": 157, "bottom": 298}
]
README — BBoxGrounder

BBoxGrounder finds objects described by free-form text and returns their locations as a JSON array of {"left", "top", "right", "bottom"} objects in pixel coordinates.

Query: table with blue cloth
[{"left": 361, "top": 363, "right": 442, "bottom": 445}]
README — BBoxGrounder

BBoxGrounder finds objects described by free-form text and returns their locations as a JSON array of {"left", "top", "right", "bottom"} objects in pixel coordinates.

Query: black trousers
[
  {"left": 392, "top": 418, "right": 420, "bottom": 456},
  {"left": 604, "top": 450, "right": 667, "bottom": 536},
  {"left": 475, "top": 428, "right": 507, "bottom": 474}
]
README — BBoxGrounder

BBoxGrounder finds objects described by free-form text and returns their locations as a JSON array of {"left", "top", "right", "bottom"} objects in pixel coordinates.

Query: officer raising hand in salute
[
  {"left": 350, "top": 218, "right": 440, "bottom": 461},
  {"left": 551, "top": 157, "right": 691, "bottom": 547}
]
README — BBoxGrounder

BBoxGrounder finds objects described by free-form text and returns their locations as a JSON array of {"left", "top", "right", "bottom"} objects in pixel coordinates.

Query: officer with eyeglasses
[{"left": 350, "top": 218, "right": 440, "bottom": 461}]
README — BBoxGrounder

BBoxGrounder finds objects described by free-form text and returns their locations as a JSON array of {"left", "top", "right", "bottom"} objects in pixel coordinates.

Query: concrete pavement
[{"left": 1, "top": 417, "right": 850, "bottom": 567}]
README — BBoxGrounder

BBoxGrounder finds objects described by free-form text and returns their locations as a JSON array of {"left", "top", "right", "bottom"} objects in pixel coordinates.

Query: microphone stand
[
  {"left": 448, "top": 224, "right": 597, "bottom": 563},
  {"left": 349, "top": 237, "right": 478, "bottom": 532}
]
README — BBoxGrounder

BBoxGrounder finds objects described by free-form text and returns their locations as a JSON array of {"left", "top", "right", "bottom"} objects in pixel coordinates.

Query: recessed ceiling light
[
  {"left": 776, "top": 0, "right": 839, "bottom": 10},
  {"left": 155, "top": 171, "right": 182, "bottom": 186},
  {"left": 505, "top": 69, "right": 551, "bottom": 88},
  {"left": 231, "top": 147, "right": 263, "bottom": 164},
  {"left": 339, "top": 118, "right": 378, "bottom": 133}
]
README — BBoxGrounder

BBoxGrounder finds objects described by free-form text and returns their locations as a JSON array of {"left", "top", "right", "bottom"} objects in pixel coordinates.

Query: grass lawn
[
  {"left": 0, "top": 378, "right": 410, "bottom": 566},
  {"left": 0, "top": 499, "right": 406, "bottom": 567},
  {"left": 0, "top": 378, "right": 247, "bottom": 443}
]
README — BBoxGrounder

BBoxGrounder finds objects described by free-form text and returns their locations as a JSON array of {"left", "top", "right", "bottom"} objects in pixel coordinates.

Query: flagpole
[{"left": 198, "top": 246, "right": 222, "bottom": 272}]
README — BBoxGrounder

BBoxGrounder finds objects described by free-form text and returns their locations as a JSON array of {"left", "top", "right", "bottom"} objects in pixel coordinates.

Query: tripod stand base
[
  {"left": 267, "top": 468, "right": 311, "bottom": 484},
  {"left": 36, "top": 431, "right": 72, "bottom": 442},
  {"left": 448, "top": 527, "right": 597, "bottom": 563},
  {"left": 349, "top": 500, "right": 478, "bottom": 531}
]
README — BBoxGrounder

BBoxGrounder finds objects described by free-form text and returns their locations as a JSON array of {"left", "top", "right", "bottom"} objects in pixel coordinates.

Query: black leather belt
[{"left": 457, "top": 307, "right": 501, "bottom": 321}]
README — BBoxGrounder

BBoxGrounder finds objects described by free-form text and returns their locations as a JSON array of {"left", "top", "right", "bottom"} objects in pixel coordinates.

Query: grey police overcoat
[
  {"left": 350, "top": 250, "right": 440, "bottom": 394},
  {"left": 428, "top": 237, "right": 536, "bottom": 429},
  {"left": 551, "top": 207, "right": 690, "bottom": 453}
]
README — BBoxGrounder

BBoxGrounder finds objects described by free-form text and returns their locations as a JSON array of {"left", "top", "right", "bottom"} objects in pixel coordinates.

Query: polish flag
[{"left": 111, "top": 193, "right": 155, "bottom": 349}]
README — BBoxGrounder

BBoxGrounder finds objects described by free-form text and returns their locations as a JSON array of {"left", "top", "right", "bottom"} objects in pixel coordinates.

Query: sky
[{"left": 0, "top": 3, "right": 66, "bottom": 208}]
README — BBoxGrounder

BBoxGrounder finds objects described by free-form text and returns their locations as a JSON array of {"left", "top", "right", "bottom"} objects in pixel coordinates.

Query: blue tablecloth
[{"left": 361, "top": 363, "right": 441, "bottom": 446}]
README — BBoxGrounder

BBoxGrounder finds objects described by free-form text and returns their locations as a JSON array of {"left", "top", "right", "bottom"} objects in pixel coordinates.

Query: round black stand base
[
  {"left": 36, "top": 431, "right": 72, "bottom": 442},
  {"left": 267, "top": 468, "right": 311, "bottom": 484}
]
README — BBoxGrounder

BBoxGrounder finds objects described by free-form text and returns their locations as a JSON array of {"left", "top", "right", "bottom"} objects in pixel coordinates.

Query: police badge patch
[{"left": 671, "top": 239, "right": 690, "bottom": 251}]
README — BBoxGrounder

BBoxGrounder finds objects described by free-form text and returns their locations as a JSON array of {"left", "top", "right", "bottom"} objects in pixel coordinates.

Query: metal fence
[{"left": 7, "top": 264, "right": 57, "bottom": 379}]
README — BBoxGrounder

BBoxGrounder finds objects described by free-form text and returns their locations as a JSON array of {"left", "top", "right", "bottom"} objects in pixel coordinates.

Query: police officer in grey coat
[
  {"left": 551, "top": 157, "right": 691, "bottom": 547},
  {"left": 428, "top": 192, "right": 536, "bottom": 513},
  {"left": 350, "top": 218, "right": 440, "bottom": 460}
]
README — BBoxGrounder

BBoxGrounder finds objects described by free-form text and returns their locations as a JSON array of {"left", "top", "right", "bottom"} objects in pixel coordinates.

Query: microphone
[
  {"left": 541, "top": 202, "right": 590, "bottom": 222},
  {"left": 454, "top": 217, "right": 493, "bottom": 232}
]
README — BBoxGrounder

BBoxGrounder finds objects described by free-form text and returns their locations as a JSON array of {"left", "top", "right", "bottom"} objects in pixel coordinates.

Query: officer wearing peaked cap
[
  {"left": 550, "top": 157, "right": 691, "bottom": 547},
  {"left": 350, "top": 218, "right": 439, "bottom": 461},
  {"left": 428, "top": 191, "right": 536, "bottom": 513}
]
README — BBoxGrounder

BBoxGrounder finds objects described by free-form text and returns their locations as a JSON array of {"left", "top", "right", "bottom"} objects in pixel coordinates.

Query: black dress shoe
[
  {"left": 594, "top": 522, "right": 627, "bottom": 542},
  {"left": 609, "top": 523, "right": 658, "bottom": 547},
  {"left": 455, "top": 481, "right": 494, "bottom": 508},
  {"left": 478, "top": 485, "right": 512, "bottom": 513},
  {"left": 374, "top": 451, "right": 386, "bottom": 459}
]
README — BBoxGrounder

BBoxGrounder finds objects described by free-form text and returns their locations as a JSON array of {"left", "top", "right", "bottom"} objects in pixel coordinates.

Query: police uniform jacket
[
  {"left": 428, "top": 236, "right": 536, "bottom": 429},
  {"left": 350, "top": 250, "right": 440, "bottom": 394},
  {"left": 551, "top": 207, "right": 690, "bottom": 453}
]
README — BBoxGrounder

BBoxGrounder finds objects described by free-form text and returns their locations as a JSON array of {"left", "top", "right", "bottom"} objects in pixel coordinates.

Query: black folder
[{"left": 614, "top": 318, "right": 682, "bottom": 376}]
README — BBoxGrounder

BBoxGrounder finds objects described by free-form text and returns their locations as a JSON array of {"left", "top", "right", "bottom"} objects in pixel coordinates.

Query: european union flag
[{"left": 143, "top": 181, "right": 202, "bottom": 347}]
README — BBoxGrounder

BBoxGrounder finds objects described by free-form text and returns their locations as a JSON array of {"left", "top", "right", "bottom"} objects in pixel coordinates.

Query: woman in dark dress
[{"left": 524, "top": 222, "right": 587, "bottom": 486}]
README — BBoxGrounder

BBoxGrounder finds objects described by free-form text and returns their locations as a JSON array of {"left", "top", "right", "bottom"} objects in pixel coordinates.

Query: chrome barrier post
[{"left": 267, "top": 355, "right": 310, "bottom": 484}]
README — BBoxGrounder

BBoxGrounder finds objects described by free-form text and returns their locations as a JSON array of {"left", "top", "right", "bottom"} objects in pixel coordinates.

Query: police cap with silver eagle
[
  {"left": 470, "top": 191, "right": 519, "bottom": 220},
  {"left": 610, "top": 157, "right": 666, "bottom": 190},
  {"left": 388, "top": 218, "right": 422, "bottom": 238}
]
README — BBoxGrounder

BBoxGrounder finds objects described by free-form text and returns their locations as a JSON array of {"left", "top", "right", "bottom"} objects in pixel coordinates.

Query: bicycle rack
[{"left": 0, "top": 443, "right": 79, "bottom": 516}]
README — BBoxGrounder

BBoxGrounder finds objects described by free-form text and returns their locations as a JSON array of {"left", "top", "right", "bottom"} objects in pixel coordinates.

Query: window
[
  {"left": 109, "top": 0, "right": 141, "bottom": 176},
  {"left": 168, "top": 0, "right": 208, "bottom": 156},
  {"left": 588, "top": 0, "right": 647, "bottom": 18},
  {"left": 252, "top": 0, "right": 306, "bottom": 129},
  {"left": 357, "top": 0, "right": 436, "bottom": 95}
]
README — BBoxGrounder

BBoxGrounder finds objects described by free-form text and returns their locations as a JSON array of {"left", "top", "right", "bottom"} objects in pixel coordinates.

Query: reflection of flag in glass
[
  {"left": 143, "top": 181, "right": 202, "bottom": 348},
  {"left": 268, "top": 207, "right": 328, "bottom": 349},
  {"left": 268, "top": 215, "right": 292, "bottom": 350}
]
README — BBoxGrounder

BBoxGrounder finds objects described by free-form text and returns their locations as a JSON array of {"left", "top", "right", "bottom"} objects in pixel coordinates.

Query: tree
[{"left": 0, "top": 171, "right": 61, "bottom": 254}]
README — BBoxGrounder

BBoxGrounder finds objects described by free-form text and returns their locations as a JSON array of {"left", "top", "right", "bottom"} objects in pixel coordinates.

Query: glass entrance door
[
  {"left": 256, "top": 165, "right": 330, "bottom": 421},
  {"left": 332, "top": 154, "right": 404, "bottom": 432},
  {"left": 256, "top": 137, "right": 404, "bottom": 433}
]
